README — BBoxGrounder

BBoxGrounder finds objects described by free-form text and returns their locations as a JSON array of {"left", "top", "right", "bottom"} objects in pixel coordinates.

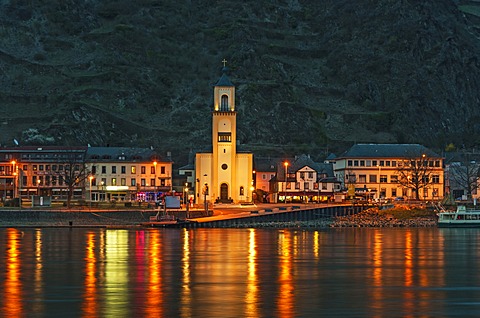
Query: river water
[{"left": 1, "top": 227, "right": 480, "bottom": 317}]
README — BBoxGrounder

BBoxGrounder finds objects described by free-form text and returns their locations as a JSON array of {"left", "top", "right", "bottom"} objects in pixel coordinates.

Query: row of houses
[
  {"left": 0, "top": 143, "right": 473, "bottom": 205},
  {"left": 249, "top": 144, "right": 445, "bottom": 203},
  {"left": 0, "top": 146, "right": 173, "bottom": 204}
]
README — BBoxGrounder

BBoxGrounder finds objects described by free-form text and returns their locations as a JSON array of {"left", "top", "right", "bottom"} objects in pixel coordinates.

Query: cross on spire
[{"left": 222, "top": 59, "right": 227, "bottom": 67}]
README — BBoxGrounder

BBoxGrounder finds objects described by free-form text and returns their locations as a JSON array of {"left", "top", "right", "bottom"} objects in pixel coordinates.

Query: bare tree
[
  {"left": 396, "top": 154, "right": 437, "bottom": 200},
  {"left": 55, "top": 148, "right": 90, "bottom": 208},
  {"left": 448, "top": 150, "right": 480, "bottom": 199}
]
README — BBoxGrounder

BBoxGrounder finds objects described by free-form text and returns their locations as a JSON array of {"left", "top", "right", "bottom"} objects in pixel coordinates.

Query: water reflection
[
  {"left": 2, "top": 227, "right": 480, "bottom": 317},
  {"left": 3, "top": 228, "right": 23, "bottom": 316}
]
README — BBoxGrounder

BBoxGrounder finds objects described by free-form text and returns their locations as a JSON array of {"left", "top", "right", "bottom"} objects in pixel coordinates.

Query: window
[
  {"left": 141, "top": 178, "right": 146, "bottom": 186},
  {"left": 46, "top": 165, "right": 50, "bottom": 171},
  {"left": 218, "top": 132, "right": 231, "bottom": 142},
  {"left": 101, "top": 166, "right": 106, "bottom": 174},
  {"left": 131, "top": 178, "right": 136, "bottom": 186},
  {"left": 101, "top": 178, "right": 106, "bottom": 185},
  {"left": 262, "top": 174, "right": 267, "bottom": 180},
  {"left": 322, "top": 183, "right": 327, "bottom": 190},
  {"left": 45, "top": 176, "right": 50, "bottom": 186},
  {"left": 348, "top": 160, "right": 353, "bottom": 167},
  {"left": 379, "top": 160, "right": 384, "bottom": 167},
  {"left": 161, "top": 166, "right": 165, "bottom": 174},
  {"left": 380, "top": 175, "right": 387, "bottom": 183},
  {"left": 286, "top": 182, "right": 291, "bottom": 189},
  {"left": 151, "top": 178, "right": 155, "bottom": 186},
  {"left": 221, "top": 94, "right": 229, "bottom": 111},
  {"left": 372, "top": 160, "right": 377, "bottom": 166},
  {"left": 111, "top": 178, "right": 117, "bottom": 186},
  {"left": 121, "top": 166, "right": 126, "bottom": 174},
  {"left": 432, "top": 175, "right": 440, "bottom": 183},
  {"left": 308, "top": 172, "right": 314, "bottom": 179},
  {"left": 390, "top": 175, "right": 398, "bottom": 183},
  {"left": 360, "top": 160, "right": 365, "bottom": 167},
  {"left": 33, "top": 165, "right": 37, "bottom": 171},
  {"left": 370, "top": 175, "right": 377, "bottom": 183},
  {"left": 112, "top": 166, "right": 117, "bottom": 174},
  {"left": 295, "top": 182, "right": 300, "bottom": 189},
  {"left": 141, "top": 166, "right": 146, "bottom": 174},
  {"left": 39, "top": 165, "right": 44, "bottom": 171},
  {"left": 359, "top": 175, "right": 366, "bottom": 183},
  {"left": 121, "top": 178, "right": 126, "bottom": 186},
  {"left": 385, "top": 161, "right": 391, "bottom": 167},
  {"left": 131, "top": 166, "right": 136, "bottom": 174},
  {"left": 300, "top": 172, "right": 305, "bottom": 179},
  {"left": 240, "top": 186, "right": 244, "bottom": 195},
  {"left": 91, "top": 166, "right": 96, "bottom": 174},
  {"left": 392, "top": 188, "right": 397, "bottom": 197},
  {"left": 354, "top": 160, "right": 359, "bottom": 167},
  {"left": 392, "top": 161, "right": 397, "bottom": 167},
  {"left": 151, "top": 166, "right": 155, "bottom": 174},
  {"left": 304, "top": 182, "right": 309, "bottom": 190},
  {"left": 23, "top": 165, "right": 27, "bottom": 171}
]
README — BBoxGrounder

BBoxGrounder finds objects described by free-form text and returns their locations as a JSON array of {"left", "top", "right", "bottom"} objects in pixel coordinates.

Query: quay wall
[{"left": 184, "top": 205, "right": 366, "bottom": 228}]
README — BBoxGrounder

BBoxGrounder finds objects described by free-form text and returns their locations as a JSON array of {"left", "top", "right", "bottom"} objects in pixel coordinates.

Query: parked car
[{"left": 394, "top": 197, "right": 405, "bottom": 201}]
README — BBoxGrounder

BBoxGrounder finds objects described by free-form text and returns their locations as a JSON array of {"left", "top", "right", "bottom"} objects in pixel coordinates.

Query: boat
[{"left": 437, "top": 205, "right": 480, "bottom": 228}]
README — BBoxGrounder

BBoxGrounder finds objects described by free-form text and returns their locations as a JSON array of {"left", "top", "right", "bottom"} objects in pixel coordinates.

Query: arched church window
[
  {"left": 221, "top": 95, "right": 229, "bottom": 111},
  {"left": 240, "top": 186, "right": 244, "bottom": 196}
]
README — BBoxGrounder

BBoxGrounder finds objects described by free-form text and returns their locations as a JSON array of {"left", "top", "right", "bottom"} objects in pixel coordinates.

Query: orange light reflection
[
  {"left": 146, "top": 230, "right": 163, "bottom": 316},
  {"left": 277, "top": 230, "right": 294, "bottom": 317},
  {"left": 3, "top": 228, "right": 23, "bottom": 316},
  {"left": 245, "top": 229, "right": 259, "bottom": 317},
  {"left": 82, "top": 232, "right": 98, "bottom": 317},
  {"left": 180, "top": 229, "right": 192, "bottom": 318}
]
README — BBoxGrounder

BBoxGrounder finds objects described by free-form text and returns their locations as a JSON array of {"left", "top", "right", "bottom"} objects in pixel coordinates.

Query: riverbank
[{"left": 329, "top": 206, "right": 437, "bottom": 227}]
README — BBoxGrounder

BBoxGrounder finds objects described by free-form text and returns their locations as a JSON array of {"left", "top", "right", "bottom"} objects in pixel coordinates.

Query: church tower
[
  {"left": 195, "top": 61, "right": 253, "bottom": 205},
  {"left": 212, "top": 65, "right": 237, "bottom": 202}
]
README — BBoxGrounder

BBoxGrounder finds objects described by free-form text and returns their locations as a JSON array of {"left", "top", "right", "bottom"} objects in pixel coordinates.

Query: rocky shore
[{"left": 329, "top": 207, "right": 437, "bottom": 228}]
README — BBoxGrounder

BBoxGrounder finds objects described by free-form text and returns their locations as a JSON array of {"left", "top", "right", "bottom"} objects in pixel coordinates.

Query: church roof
[
  {"left": 215, "top": 67, "right": 234, "bottom": 86},
  {"left": 337, "top": 144, "right": 442, "bottom": 159}
]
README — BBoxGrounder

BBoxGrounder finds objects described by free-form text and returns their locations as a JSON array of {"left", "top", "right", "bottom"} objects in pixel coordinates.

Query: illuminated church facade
[{"left": 195, "top": 64, "right": 253, "bottom": 204}]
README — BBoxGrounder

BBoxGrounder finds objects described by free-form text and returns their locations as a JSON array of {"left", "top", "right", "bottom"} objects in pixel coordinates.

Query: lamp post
[
  {"left": 101, "top": 181, "right": 105, "bottom": 201},
  {"left": 89, "top": 176, "right": 93, "bottom": 209},
  {"left": 153, "top": 161, "right": 157, "bottom": 202},
  {"left": 185, "top": 183, "right": 190, "bottom": 219},
  {"left": 377, "top": 164, "right": 381, "bottom": 201},
  {"left": 284, "top": 162, "right": 289, "bottom": 203},
  {"left": 11, "top": 160, "right": 16, "bottom": 199}
]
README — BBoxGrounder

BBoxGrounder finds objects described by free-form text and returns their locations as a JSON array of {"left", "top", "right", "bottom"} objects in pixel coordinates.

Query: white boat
[{"left": 438, "top": 205, "right": 480, "bottom": 228}]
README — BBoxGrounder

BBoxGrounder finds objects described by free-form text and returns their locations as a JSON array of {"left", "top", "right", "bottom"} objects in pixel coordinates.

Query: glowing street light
[
  {"left": 89, "top": 176, "right": 94, "bottom": 209},
  {"left": 284, "top": 161, "right": 289, "bottom": 203},
  {"left": 153, "top": 161, "right": 157, "bottom": 202}
]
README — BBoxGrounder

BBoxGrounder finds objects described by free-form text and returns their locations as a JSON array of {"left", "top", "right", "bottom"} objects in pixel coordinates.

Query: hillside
[{"left": 1, "top": 0, "right": 480, "bottom": 163}]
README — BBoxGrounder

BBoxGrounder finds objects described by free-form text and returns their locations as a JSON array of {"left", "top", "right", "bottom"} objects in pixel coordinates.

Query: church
[{"left": 195, "top": 62, "right": 254, "bottom": 204}]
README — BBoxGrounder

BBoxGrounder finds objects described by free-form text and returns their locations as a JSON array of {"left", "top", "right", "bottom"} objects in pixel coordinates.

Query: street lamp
[
  {"left": 184, "top": 182, "right": 188, "bottom": 205},
  {"left": 284, "top": 161, "right": 289, "bottom": 203},
  {"left": 153, "top": 161, "right": 157, "bottom": 202},
  {"left": 89, "top": 176, "right": 93, "bottom": 208},
  {"left": 11, "top": 160, "right": 16, "bottom": 198},
  {"left": 377, "top": 164, "right": 381, "bottom": 201}
]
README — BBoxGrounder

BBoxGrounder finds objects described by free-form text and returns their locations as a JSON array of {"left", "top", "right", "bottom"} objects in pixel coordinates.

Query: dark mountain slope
[{"left": 1, "top": 0, "right": 480, "bottom": 162}]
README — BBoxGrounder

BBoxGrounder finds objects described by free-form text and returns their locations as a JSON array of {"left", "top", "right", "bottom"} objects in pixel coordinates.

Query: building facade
[
  {"left": 333, "top": 144, "right": 444, "bottom": 201},
  {"left": 86, "top": 147, "right": 172, "bottom": 202},
  {"left": 270, "top": 154, "right": 340, "bottom": 203},
  {"left": 195, "top": 65, "right": 253, "bottom": 204},
  {"left": 0, "top": 146, "right": 88, "bottom": 202},
  {"left": 0, "top": 146, "right": 172, "bottom": 204}
]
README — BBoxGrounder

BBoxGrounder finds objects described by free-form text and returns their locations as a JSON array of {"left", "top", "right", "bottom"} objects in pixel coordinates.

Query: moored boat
[{"left": 438, "top": 205, "right": 480, "bottom": 228}]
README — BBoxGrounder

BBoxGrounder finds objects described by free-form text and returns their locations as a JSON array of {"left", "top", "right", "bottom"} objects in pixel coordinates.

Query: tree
[
  {"left": 396, "top": 154, "right": 437, "bottom": 200},
  {"left": 55, "top": 148, "right": 90, "bottom": 208},
  {"left": 448, "top": 150, "right": 480, "bottom": 199}
]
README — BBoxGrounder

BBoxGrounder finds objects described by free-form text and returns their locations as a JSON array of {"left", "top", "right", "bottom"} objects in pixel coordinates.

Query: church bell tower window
[{"left": 221, "top": 95, "right": 229, "bottom": 111}]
